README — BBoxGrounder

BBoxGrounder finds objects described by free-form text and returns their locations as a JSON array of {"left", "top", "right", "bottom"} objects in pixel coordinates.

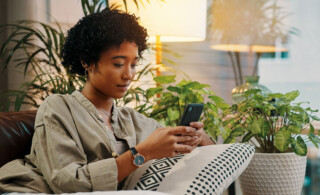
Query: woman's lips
[{"left": 117, "top": 84, "right": 129, "bottom": 91}]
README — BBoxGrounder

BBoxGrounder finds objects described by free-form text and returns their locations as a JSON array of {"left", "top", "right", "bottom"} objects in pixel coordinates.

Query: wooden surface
[{"left": 301, "top": 121, "right": 320, "bottom": 135}]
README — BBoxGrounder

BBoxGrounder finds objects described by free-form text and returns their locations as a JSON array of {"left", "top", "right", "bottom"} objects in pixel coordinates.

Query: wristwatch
[{"left": 130, "top": 147, "right": 145, "bottom": 167}]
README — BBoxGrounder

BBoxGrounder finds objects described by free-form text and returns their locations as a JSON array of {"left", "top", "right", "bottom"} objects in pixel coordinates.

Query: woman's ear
[
  {"left": 81, "top": 61, "right": 90, "bottom": 76},
  {"left": 89, "top": 62, "right": 98, "bottom": 73},
  {"left": 81, "top": 60, "right": 88, "bottom": 69},
  {"left": 81, "top": 60, "right": 95, "bottom": 74}
]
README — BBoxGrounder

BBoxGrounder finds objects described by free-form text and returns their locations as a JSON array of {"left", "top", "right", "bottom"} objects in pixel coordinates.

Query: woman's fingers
[
  {"left": 174, "top": 143, "right": 193, "bottom": 153},
  {"left": 190, "top": 122, "right": 204, "bottom": 129},
  {"left": 175, "top": 135, "right": 197, "bottom": 143},
  {"left": 170, "top": 126, "right": 197, "bottom": 136},
  {"left": 181, "top": 138, "right": 201, "bottom": 146}
]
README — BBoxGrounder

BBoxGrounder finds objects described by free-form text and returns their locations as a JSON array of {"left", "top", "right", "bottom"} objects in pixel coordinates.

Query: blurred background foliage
[{"left": 0, "top": 0, "right": 227, "bottom": 139}]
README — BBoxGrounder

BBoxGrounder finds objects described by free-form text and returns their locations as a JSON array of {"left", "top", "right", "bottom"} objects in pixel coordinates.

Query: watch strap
[{"left": 130, "top": 147, "right": 138, "bottom": 156}]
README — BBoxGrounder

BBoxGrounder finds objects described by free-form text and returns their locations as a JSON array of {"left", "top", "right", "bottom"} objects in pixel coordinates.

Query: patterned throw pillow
[{"left": 124, "top": 144, "right": 255, "bottom": 195}]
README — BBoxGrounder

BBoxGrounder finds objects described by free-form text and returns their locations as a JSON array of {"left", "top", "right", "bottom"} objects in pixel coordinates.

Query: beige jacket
[{"left": 0, "top": 91, "right": 162, "bottom": 193}]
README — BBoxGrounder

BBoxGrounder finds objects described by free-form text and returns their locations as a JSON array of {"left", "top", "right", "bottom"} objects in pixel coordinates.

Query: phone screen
[{"left": 179, "top": 103, "right": 203, "bottom": 126}]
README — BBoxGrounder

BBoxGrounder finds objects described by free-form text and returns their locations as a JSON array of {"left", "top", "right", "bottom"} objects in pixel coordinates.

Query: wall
[
  {"left": 259, "top": 0, "right": 320, "bottom": 115},
  {"left": 0, "top": 0, "right": 8, "bottom": 91},
  {"left": 163, "top": 41, "right": 254, "bottom": 104},
  {"left": 0, "top": 0, "right": 48, "bottom": 92}
]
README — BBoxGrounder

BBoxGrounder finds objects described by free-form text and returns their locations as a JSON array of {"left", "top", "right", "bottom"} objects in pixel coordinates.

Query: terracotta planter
[{"left": 239, "top": 152, "right": 307, "bottom": 195}]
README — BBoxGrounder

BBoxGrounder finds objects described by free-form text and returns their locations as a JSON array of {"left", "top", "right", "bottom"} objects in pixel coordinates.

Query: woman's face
[{"left": 87, "top": 41, "right": 139, "bottom": 99}]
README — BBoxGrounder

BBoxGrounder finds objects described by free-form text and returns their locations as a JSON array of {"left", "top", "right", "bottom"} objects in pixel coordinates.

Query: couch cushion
[{"left": 0, "top": 110, "right": 37, "bottom": 167}]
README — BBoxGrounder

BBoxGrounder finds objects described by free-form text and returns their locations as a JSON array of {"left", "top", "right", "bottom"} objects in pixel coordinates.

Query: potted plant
[
  {"left": 135, "top": 74, "right": 228, "bottom": 139},
  {"left": 222, "top": 89, "right": 320, "bottom": 194}
]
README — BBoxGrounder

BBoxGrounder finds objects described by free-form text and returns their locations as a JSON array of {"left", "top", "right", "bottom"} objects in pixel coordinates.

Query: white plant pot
[{"left": 239, "top": 152, "right": 307, "bottom": 195}]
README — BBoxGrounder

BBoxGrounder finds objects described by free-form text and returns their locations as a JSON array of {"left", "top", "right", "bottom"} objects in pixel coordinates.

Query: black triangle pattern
[{"left": 134, "top": 153, "right": 184, "bottom": 191}]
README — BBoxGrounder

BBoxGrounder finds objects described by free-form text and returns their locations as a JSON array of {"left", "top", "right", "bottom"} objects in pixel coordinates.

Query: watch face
[{"left": 134, "top": 155, "right": 145, "bottom": 166}]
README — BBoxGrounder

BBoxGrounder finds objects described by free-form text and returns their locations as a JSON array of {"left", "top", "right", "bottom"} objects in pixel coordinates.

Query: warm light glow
[
  {"left": 252, "top": 45, "right": 288, "bottom": 53},
  {"left": 211, "top": 44, "right": 249, "bottom": 52},
  {"left": 209, "top": 0, "right": 290, "bottom": 54},
  {"left": 148, "top": 36, "right": 205, "bottom": 43},
  {"left": 211, "top": 44, "right": 288, "bottom": 53},
  {"left": 155, "top": 64, "right": 167, "bottom": 72},
  {"left": 124, "top": 0, "right": 207, "bottom": 43}
]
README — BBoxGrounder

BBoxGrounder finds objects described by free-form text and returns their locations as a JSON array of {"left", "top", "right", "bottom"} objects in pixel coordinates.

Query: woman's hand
[
  {"left": 136, "top": 126, "right": 200, "bottom": 161},
  {"left": 190, "top": 122, "right": 216, "bottom": 146}
]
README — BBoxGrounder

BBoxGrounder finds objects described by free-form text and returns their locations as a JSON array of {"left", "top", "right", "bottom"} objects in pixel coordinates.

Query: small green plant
[
  {"left": 135, "top": 75, "right": 229, "bottom": 139},
  {"left": 222, "top": 89, "right": 320, "bottom": 156}
]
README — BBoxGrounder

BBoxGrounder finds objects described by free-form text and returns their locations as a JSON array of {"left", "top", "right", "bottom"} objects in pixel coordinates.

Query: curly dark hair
[{"left": 61, "top": 9, "right": 148, "bottom": 76}]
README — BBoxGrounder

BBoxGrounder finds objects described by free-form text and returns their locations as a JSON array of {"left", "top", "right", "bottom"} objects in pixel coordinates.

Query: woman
[{"left": 0, "top": 9, "right": 214, "bottom": 193}]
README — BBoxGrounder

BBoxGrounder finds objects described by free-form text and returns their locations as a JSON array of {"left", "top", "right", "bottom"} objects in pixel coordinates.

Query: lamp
[
  {"left": 209, "top": 0, "right": 289, "bottom": 86},
  {"left": 124, "top": 0, "right": 207, "bottom": 75}
]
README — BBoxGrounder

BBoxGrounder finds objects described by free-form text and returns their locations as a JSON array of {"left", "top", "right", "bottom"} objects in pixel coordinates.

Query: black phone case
[{"left": 179, "top": 103, "right": 204, "bottom": 126}]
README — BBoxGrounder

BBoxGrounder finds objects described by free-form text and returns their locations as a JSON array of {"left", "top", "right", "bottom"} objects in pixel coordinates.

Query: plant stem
[
  {"left": 252, "top": 53, "right": 262, "bottom": 76},
  {"left": 228, "top": 51, "right": 239, "bottom": 86},
  {"left": 235, "top": 52, "right": 243, "bottom": 85},
  {"left": 254, "top": 135, "right": 266, "bottom": 152}
]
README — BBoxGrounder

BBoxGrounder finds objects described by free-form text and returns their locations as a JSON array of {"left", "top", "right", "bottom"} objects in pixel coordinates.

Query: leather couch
[{"left": 0, "top": 110, "right": 37, "bottom": 167}]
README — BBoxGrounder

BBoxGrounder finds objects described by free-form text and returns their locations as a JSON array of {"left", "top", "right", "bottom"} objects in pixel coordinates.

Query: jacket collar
[{"left": 71, "top": 90, "right": 119, "bottom": 125}]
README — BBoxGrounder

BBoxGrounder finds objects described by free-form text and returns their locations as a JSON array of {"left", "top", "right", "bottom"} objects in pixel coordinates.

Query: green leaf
[
  {"left": 291, "top": 136, "right": 307, "bottom": 156},
  {"left": 309, "top": 124, "right": 315, "bottom": 134},
  {"left": 158, "top": 118, "right": 166, "bottom": 127},
  {"left": 209, "top": 95, "right": 229, "bottom": 109},
  {"left": 184, "top": 92, "right": 201, "bottom": 104},
  {"left": 284, "top": 90, "right": 299, "bottom": 101},
  {"left": 288, "top": 125, "right": 301, "bottom": 134},
  {"left": 244, "top": 89, "right": 261, "bottom": 96},
  {"left": 209, "top": 95, "right": 224, "bottom": 103},
  {"left": 259, "top": 121, "right": 269, "bottom": 137},
  {"left": 224, "top": 127, "right": 245, "bottom": 144},
  {"left": 268, "top": 93, "right": 283, "bottom": 99},
  {"left": 224, "top": 136, "right": 235, "bottom": 144},
  {"left": 146, "top": 86, "right": 163, "bottom": 99},
  {"left": 290, "top": 113, "right": 305, "bottom": 125},
  {"left": 249, "top": 118, "right": 261, "bottom": 135},
  {"left": 167, "top": 107, "right": 180, "bottom": 122},
  {"left": 154, "top": 75, "right": 176, "bottom": 84},
  {"left": 242, "top": 132, "right": 254, "bottom": 142},
  {"left": 183, "top": 81, "right": 210, "bottom": 90},
  {"left": 308, "top": 133, "right": 320, "bottom": 149},
  {"left": 167, "top": 86, "right": 181, "bottom": 93},
  {"left": 311, "top": 115, "right": 320, "bottom": 121},
  {"left": 177, "top": 79, "right": 189, "bottom": 87},
  {"left": 274, "top": 129, "right": 291, "bottom": 152},
  {"left": 306, "top": 107, "right": 318, "bottom": 112}
]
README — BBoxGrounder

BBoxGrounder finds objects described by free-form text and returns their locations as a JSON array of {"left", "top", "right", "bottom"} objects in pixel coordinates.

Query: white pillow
[
  {"left": 124, "top": 144, "right": 255, "bottom": 195},
  {"left": 8, "top": 191, "right": 170, "bottom": 195}
]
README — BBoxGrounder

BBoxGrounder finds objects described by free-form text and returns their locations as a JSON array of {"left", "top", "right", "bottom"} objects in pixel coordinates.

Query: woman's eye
[{"left": 114, "top": 63, "right": 124, "bottom": 67}]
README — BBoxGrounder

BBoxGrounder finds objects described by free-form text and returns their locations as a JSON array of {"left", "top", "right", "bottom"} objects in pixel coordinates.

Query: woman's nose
[{"left": 122, "top": 65, "right": 133, "bottom": 80}]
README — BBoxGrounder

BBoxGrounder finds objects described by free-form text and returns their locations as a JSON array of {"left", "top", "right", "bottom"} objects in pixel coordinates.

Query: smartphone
[{"left": 179, "top": 103, "right": 204, "bottom": 126}]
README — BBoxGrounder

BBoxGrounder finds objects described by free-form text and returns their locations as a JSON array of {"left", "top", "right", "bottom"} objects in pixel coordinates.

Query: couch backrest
[{"left": 0, "top": 110, "right": 37, "bottom": 167}]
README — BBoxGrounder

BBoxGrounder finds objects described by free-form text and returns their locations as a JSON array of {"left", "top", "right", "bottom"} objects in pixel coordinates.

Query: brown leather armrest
[{"left": 0, "top": 110, "right": 37, "bottom": 167}]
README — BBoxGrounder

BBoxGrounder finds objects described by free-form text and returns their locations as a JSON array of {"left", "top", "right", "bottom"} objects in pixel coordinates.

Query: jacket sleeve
[{"left": 30, "top": 95, "right": 118, "bottom": 193}]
